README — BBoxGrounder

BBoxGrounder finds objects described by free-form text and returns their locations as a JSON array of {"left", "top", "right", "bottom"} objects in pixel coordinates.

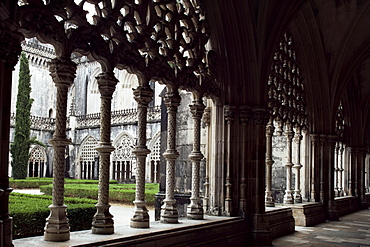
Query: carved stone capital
[
  {"left": 164, "top": 92, "right": 181, "bottom": 111},
  {"left": 97, "top": 72, "right": 118, "bottom": 97},
  {"left": 310, "top": 134, "right": 318, "bottom": 145},
  {"left": 203, "top": 107, "right": 211, "bottom": 126},
  {"left": 240, "top": 106, "right": 252, "bottom": 125},
  {"left": 189, "top": 101, "right": 206, "bottom": 119},
  {"left": 133, "top": 86, "right": 154, "bottom": 107},
  {"left": 49, "top": 58, "right": 77, "bottom": 87},
  {"left": 252, "top": 107, "right": 270, "bottom": 126},
  {"left": 0, "top": 29, "right": 22, "bottom": 68},
  {"left": 224, "top": 105, "right": 236, "bottom": 124},
  {"left": 326, "top": 135, "right": 338, "bottom": 146}
]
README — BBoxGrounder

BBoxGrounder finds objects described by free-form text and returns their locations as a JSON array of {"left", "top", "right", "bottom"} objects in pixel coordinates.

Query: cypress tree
[{"left": 10, "top": 52, "right": 34, "bottom": 179}]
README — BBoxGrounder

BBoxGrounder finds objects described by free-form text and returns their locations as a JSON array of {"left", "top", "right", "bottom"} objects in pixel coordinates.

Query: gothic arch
[
  {"left": 28, "top": 144, "right": 48, "bottom": 177},
  {"left": 76, "top": 135, "right": 99, "bottom": 179},
  {"left": 86, "top": 67, "right": 101, "bottom": 114},
  {"left": 111, "top": 131, "right": 136, "bottom": 182},
  {"left": 147, "top": 131, "right": 161, "bottom": 183}
]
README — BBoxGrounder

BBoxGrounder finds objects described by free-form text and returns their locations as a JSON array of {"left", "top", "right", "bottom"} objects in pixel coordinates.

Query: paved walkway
[{"left": 273, "top": 209, "right": 370, "bottom": 246}]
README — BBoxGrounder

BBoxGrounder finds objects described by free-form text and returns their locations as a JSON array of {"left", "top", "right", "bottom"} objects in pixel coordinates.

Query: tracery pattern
[
  {"left": 266, "top": 31, "right": 307, "bottom": 205},
  {"left": 28, "top": 145, "right": 47, "bottom": 177},
  {"left": 335, "top": 101, "right": 345, "bottom": 196},
  {"left": 112, "top": 133, "right": 135, "bottom": 182},
  {"left": 78, "top": 136, "right": 99, "bottom": 179}
]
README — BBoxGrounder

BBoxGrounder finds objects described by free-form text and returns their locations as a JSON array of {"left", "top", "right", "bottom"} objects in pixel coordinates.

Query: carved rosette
[
  {"left": 45, "top": 58, "right": 76, "bottom": 242},
  {"left": 161, "top": 91, "right": 181, "bottom": 223},
  {"left": 92, "top": 72, "right": 117, "bottom": 234},
  {"left": 131, "top": 86, "right": 153, "bottom": 228},
  {"left": 188, "top": 100, "right": 206, "bottom": 220}
]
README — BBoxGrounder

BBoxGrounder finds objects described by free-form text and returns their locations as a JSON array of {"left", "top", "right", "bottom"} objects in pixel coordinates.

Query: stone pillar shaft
[
  {"left": 293, "top": 127, "right": 303, "bottom": 203},
  {"left": 160, "top": 91, "right": 180, "bottom": 223},
  {"left": 310, "top": 134, "right": 318, "bottom": 202},
  {"left": 0, "top": 30, "right": 22, "bottom": 247},
  {"left": 265, "top": 117, "right": 275, "bottom": 207},
  {"left": 92, "top": 72, "right": 117, "bottom": 234},
  {"left": 224, "top": 105, "right": 235, "bottom": 216},
  {"left": 334, "top": 143, "right": 340, "bottom": 197},
  {"left": 45, "top": 58, "right": 76, "bottom": 242},
  {"left": 131, "top": 86, "right": 153, "bottom": 228},
  {"left": 283, "top": 122, "right": 294, "bottom": 204},
  {"left": 187, "top": 99, "right": 205, "bottom": 219},
  {"left": 338, "top": 143, "right": 344, "bottom": 196}
]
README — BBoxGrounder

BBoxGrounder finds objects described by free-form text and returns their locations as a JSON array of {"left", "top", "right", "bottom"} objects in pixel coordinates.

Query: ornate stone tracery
[{"left": 266, "top": 31, "right": 307, "bottom": 205}]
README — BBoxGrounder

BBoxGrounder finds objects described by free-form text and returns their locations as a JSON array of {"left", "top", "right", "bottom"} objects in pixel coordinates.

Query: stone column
[
  {"left": 240, "top": 106, "right": 251, "bottom": 212},
  {"left": 187, "top": 98, "right": 206, "bottom": 220},
  {"left": 131, "top": 86, "right": 153, "bottom": 228},
  {"left": 160, "top": 91, "right": 181, "bottom": 223},
  {"left": 310, "top": 134, "right": 319, "bottom": 202},
  {"left": 202, "top": 107, "right": 211, "bottom": 213},
  {"left": 0, "top": 28, "right": 22, "bottom": 247},
  {"left": 45, "top": 58, "right": 76, "bottom": 241},
  {"left": 327, "top": 135, "right": 338, "bottom": 220},
  {"left": 283, "top": 122, "right": 294, "bottom": 204},
  {"left": 293, "top": 127, "right": 303, "bottom": 203},
  {"left": 92, "top": 72, "right": 117, "bottom": 234},
  {"left": 265, "top": 117, "right": 275, "bottom": 207},
  {"left": 348, "top": 147, "right": 355, "bottom": 196},
  {"left": 251, "top": 107, "right": 272, "bottom": 246},
  {"left": 334, "top": 142, "right": 340, "bottom": 197},
  {"left": 319, "top": 135, "right": 326, "bottom": 203},
  {"left": 338, "top": 142, "right": 344, "bottom": 196},
  {"left": 224, "top": 105, "right": 235, "bottom": 216}
]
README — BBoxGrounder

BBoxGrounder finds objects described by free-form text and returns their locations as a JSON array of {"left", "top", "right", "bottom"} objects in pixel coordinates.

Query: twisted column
[
  {"left": 131, "top": 86, "right": 153, "bottom": 228},
  {"left": 45, "top": 58, "right": 76, "bottom": 241},
  {"left": 293, "top": 127, "right": 303, "bottom": 203},
  {"left": 187, "top": 99, "right": 206, "bottom": 220},
  {"left": 265, "top": 117, "right": 275, "bottom": 207},
  {"left": 224, "top": 105, "right": 235, "bottom": 215},
  {"left": 283, "top": 122, "right": 294, "bottom": 204},
  {"left": 92, "top": 72, "right": 117, "bottom": 234},
  {"left": 160, "top": 91, "right": 181, "bottom": 223}
]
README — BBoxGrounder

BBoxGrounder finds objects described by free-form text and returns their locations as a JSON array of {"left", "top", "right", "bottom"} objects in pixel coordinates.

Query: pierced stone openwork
[
  {"left": 335, "top": 101, "right": 345, "bottom": 197},
  {"left": 266, "top": 31, "right": 307, "bottom": 205},
  {"left": 28, "top": 145, "right": 47, "bottom": 178},
  {"left": 111, "top": 133, "right": 135, "bottom": 183},
  {"left": 148, "top": 133, "right": 161, "bottom": 183},
  {"left": 78, "top": 136, "right": 99, "bottom": 180}
]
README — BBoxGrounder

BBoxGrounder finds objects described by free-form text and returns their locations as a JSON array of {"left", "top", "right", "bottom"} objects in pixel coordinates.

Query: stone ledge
[
  {"left": 289, "top": 202, "right": 325, "bottom": 226},
  {"left": 265, "top": 207, "right": 295, "bottom": 239},
  {"left": 335, "top": 196, "right": 359, "bottom": 216}
]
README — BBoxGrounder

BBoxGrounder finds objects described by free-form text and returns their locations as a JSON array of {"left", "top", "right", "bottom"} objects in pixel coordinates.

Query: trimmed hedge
[
  {"left": 10, "top": 177, "right": 118, "bottom": 189},
  {"left": 40, "top": 183, "right": 159, "bottom": 206},
  {"left": 10, "top": 193, "right": 97, "bottom": 239}
]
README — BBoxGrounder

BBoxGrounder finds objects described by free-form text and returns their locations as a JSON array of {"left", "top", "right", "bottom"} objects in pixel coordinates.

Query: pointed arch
[
  {"left": 76, "top": 135, "right": 99, "bottom": 179},
  {"left": 111, "top": 131, "right": 136, "bottom": 182},
  {"left": 28, "top": 144, "right": 47, "bottom": 177},
  {"left": 147, "top": 131, "right": 161, "bottom": 183}
]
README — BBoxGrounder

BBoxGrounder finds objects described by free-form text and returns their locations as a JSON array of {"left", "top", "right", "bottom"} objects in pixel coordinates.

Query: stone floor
[{"left": 272, "top": 209, "right": 370, "bottom": 246}]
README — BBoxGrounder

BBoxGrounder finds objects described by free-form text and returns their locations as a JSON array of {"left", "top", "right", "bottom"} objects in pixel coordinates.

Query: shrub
[
  {"left": 10, "top": 177, "right": 118, "bottom": 189},
  {"left": 40, "top": 183, "right": 159, "bottom": 206},
  {"left": 10, "top": 193, "right": 97, "bottom": 239}
]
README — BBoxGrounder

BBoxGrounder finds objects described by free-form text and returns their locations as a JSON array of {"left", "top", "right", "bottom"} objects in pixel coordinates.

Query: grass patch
[
  {"left": 10, "top": 177, "right": 118, "bottom": 189},
  {"left": 10, "top": 193, "right": 97, "bottom": 239},
  {"left": 40, "top": 183, "right": 159, "bottom": 206}
]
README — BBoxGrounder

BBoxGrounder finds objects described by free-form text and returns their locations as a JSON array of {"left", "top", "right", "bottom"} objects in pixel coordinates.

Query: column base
[
  {"left": 224, "top": 198, "right": 232, "bottom": 216},
  {"left": 187, "top": 201, "right": 204, "bottom": 220},
  {"left": 327, "top": 200, "right": 339, "bottom": 221},
  {"left": 130, "top": 201, "right": 149, "bottom": 228},
  {"left": 284, "top": 191, "right": 294, "bottom": 204},
  {"left": 265, "top": 193, "right": 275, "bottom": 207},
  {"left": 294, "top": 192, "right": 302, "bottom": 203},
  {"left": 160, "top": 199, "right": 179, "bottom": 223},
  {"left": 252, "top": 213, "right": 272, "bottom": 246},
  {"left": 92, "top": 204, "right": 114, "bottom": 234},
  {"left": 44, "top": 205, "right": 70, "bottom": 242}
]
